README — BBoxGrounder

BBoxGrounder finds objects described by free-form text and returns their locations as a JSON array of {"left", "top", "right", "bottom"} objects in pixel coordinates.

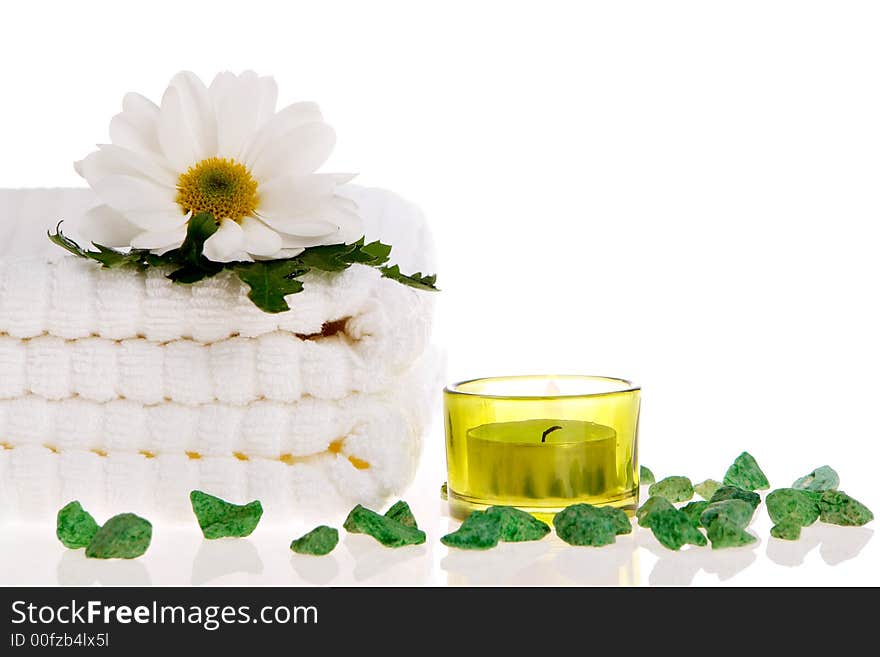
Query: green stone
[
  {"left": 599, "top": 506, "right": 633, "bottom": 536},
  {"left": 649, "top": 508, "right": 707, "bottom": 551},
  {"left": 487, "top": 506, "right": 552, "bottom": 542},
  {"left": 639, "top": 465, "right": 656, "bottom": 486},
  {"left": 705, "top": 517, "right": 757, "bottom": 549},
  {"left": 344, "top": 504, "right": 427, "bottom": 547},
  {"left": 699, "top": 499, "right": 754, "bottom": 529},
  {"left": 290, "top": 525, "right": 338, "bottom": 556},
  {"left": 709, "top": 485, "right": 761, "bottom": 510},
  {"left": 680, "top": 501, "right": 710, "bottom": 528},
  {"left": 553, "top": 504, "right": 629, "bottom": 547},
  {"left": 766, "top": 488, "right": 820, "bottom": 527},
  {"left": 694, "top": 479, "right": 722, "bottom": 501},
  {"left": 637, "top": 496, "right": 676, "bottom": 528},
  {"left": 770, "top": 520, "right": 802, "bottom": 541},
  {"left": 817, "top": 490, "right": 874, "bottom": 527},
  {"left": 189, "top": 490, "right": 263, "bottom": 539},
  {"left": 384, "top": 500, "right": 418, "bottom": 528},
  {"left": 441, "top": 510, "right": 502, "bottom": 550},
  {"left": 84, "top": 513, "right": 152, "bottom": 559},
  {"left": 648, "top": 476, "right": 694, "bottom": 503},
  {"left": 722, "top": 451, "right": 769, "bottom": 491},
  {"left": 56, "top": 501, "right": 100, "bottom": 549},
  {"left": 792, "top": 466, "right": 839, "bottom": 492}
]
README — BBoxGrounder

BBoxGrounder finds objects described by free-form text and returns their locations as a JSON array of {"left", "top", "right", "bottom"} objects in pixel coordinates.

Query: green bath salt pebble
[
  {"left": 817, "top": 490, "right": 874, "bottom": 527},
  {"left": 722, "top": 451, "right": 770, "bottom": 491},
  {"left": 792, "top": 466, "right": 839, "bottom": 492},
  {"left": 56, "top": 501, "right": 100, "bottom": 549},
  {"left": 85, "top": 513, "right": 152, "bottom": 559},
  {"left": 766, "top": 488, "right": 820, "bottom": 527},
  {"left": 344, "top": 504, "right": 427, "bottom": 547},
  {"left": 385, "top": 500, "right": 418, "bottom": 529},
  {"left": 694, "top": 479, "right": 722, "bottom": 501},
  {"left": 639, "top": 465, "right": 656, "bottom": 486},
  {"left": 637, "top": 496, "right": 676, "bottom": 528},
  {"left": 705, "top": 516, "right": 757, "bottom": 549},
  {"left": 190, "top": 491, "right": 263, "bottom": 539},
  {"left": 699, "top": 499, "right": 754, "bottom": 529},
  {"left": 770, "top": 520, "right": 802, "bottom": 541},
  {"left": 488, "top": 506, "right": 552, "bottom": 542},
  {"left": 290, "top": 525, "right": 339, "bottom": 556},
  {"left": 648, "top": 476, "right": 694, "bottom": 503},
  {"left": 554, "top": 504, "right": 628, "bottom": 547},
  {"left": 709, "top": 485, "right": 761, "bottom": 510},
  {"left": 441, "top": 510, "right": 502, "bottom": 550},
  {"left": 599, "top": 506, "right": 633, "bottom": 536},
  {"left": 680, "top": 501, "right": 710, "bottom": 528},
  {"left": 649, "top": 508, "right": 707, "bottom": 551}
]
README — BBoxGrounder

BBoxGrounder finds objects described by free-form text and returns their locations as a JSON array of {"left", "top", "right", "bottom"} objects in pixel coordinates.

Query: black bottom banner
[{"left": 0, "top": 586, "right": 870, "bottom": 651}]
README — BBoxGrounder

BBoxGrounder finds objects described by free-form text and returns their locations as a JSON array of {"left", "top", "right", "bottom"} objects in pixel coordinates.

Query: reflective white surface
[{"left": 0, "top": 440, "right": 875, "bottom": 586}]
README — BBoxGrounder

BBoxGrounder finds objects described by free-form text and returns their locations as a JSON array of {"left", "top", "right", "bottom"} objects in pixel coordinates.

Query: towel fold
[
  {"left": 0, "top": 291, "right": 431, "bottom": 404},
  {"left": 0, "top": 258, "right": 433, "bottom": 344},
  {"left": 0, "top": 348, "right": 441, "bottom": 522}
]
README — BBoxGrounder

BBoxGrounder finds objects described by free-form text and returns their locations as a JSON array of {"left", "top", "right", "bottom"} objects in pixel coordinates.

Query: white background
[{"left": 0, "top": 0, "right": 877, "bottom": 585}]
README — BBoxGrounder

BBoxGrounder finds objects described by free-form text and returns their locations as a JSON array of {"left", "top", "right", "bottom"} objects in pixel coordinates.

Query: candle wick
[{"left": 541, "top": 425, "right": 563, "bottom": 443}]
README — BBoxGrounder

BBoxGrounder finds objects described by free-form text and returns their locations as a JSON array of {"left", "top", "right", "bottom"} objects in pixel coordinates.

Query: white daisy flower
[{"left": 74, "top": 71, "right": 362, "bottom": 262}]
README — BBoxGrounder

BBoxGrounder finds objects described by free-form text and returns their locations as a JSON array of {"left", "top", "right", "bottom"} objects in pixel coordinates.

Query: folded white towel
[
  {"left": 0, "top": 258, "right": 433, "bottom": 343},
  {"left": 0, "top": 286, "right": 431, "bottom": 404},
  {"left": 0, "top": 348, "right": 441, "bottom": 523}
]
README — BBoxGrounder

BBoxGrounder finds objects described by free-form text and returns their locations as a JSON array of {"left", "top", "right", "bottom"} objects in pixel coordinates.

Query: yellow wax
[{"left": 464, "top": 419, "right": 618, "bottom": 503}]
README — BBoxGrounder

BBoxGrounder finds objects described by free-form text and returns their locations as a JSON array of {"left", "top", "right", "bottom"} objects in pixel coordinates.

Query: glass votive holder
[{"left": 443, "top": 375, "right": 641, "bottom": 518}]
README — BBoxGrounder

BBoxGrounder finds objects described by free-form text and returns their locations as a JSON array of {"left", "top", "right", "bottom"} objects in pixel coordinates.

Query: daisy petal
[
  {"left": 99, "top": 144, "right": 177, "bottom": 187},
  {"left": 255, "top": 76, "right": 279, "bottom": 128},
  {"left": 214, "top": 71, "right": 268, "bottom": 159},
  {"left": 274, "top": 219, "right": 339, "bottom": 237},
  {"left": 92, "top": 174, "right": 177, "bottom": 212},
  {"left": 157, "top": 87, "right": 201, "bottom": 171},
  {"left": 117, "top": 92, "right": 161, "bottom": 153},
  {"left": 130, "top": 225, "right": 187, "bottom": 250},
  {"left": 250, "top": 122, "right": 336, "bottom": 181},
  {"left": 76, "top": 145, "right": 176, "bottom": 188},
  {"left": 203, "top": 218, "right": 246, "bottom": 262},
  {"left": 77, "top": 204, "right": 142, "bottom": 247},
  {"left": 169, "top": 71, "right": 216, "bottom": 158},
  {"left": 122, "top": 92, "right": 159, "bottom": 119},
  {"left": 110, "top": 114, "right": 157, "bottom": 155},
  {"left": 125, "top": 209, "right": 190, "bottom": 232},
  {"left": 258, "top": 173, "right": 349, "bottom": 218},
  {"left": 240, "top": 216, "right": 282, "bottom": 256},
  {"left": 243, "top": 101, "right": 323, "bottom": 166}
]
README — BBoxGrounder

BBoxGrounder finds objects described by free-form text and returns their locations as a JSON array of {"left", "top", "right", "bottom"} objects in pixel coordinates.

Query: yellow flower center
[{"left": 175, "top": 157, "right": 258, "bottom": 221}]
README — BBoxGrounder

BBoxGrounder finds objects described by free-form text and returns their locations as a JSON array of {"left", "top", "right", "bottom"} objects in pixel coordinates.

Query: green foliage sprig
[{"left": 49, "top": 212, "right": 438, "bottom": 313}]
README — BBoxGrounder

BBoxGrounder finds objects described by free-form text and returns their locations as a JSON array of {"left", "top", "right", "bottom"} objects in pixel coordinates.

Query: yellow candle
[
  {"left": 466, "top": 419, "right": 617, "bottom": 502},
  {"left": 443, "top": 375, "right": 641, "bottom": 517}
]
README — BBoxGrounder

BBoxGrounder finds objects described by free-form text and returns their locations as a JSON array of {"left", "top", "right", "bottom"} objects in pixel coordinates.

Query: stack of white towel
[{"left": 0, "top": 186, "right": 439, "bottom": 522}]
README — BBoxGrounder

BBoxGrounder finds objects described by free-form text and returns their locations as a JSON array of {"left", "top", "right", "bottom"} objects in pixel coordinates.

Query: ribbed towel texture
[{"left": 0, "top": 187, "right": 439, "bottom": 523}]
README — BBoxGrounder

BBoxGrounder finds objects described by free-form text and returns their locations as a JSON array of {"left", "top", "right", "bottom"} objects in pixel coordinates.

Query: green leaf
[
  {"left": 296, "top": 238, "right": 393, "bottom": 271},
  {"left": 379, "top": 265, "right": 439, "bottom": 291},
  {"left": 161, "top": 212, "right": 223, "bottom": 284},
  {"left": 48, "top": 222, "right": 146, "bottom": 269},
  {"left": 49, "top": 221, "right": 438, "bottom": 314},
  {"left": 167, "top": 266, "right": 215, "bottom": 284},
  {"left": 178, "top": 212, "right": 220, "bottom": 266},
  {"left": 297, "top": 242, "right": 360, "bottom": 272},
  {"left": 234, "top": 260, "right": 310, "bottom": 313}
]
